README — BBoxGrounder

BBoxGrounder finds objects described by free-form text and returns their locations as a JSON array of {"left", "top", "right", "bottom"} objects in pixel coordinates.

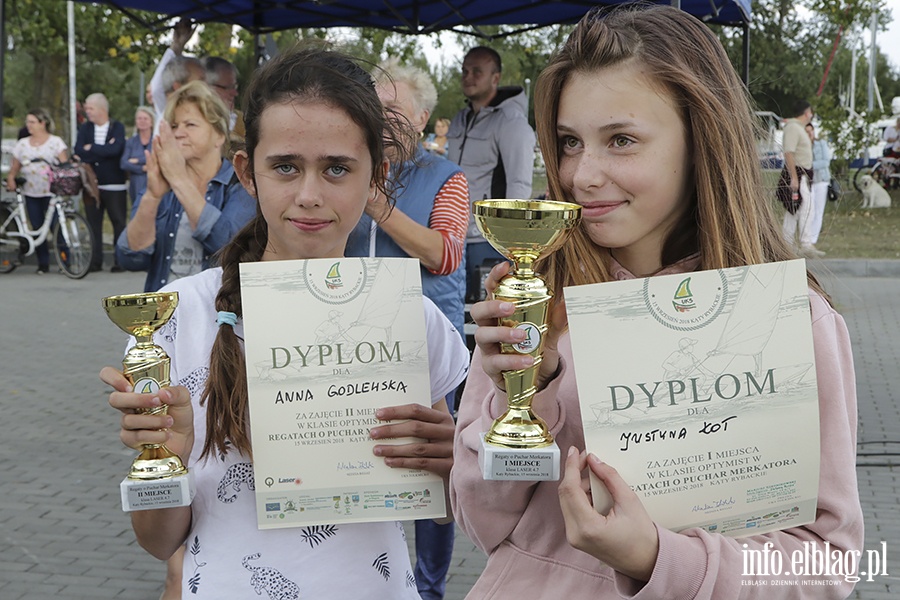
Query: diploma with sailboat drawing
[
  {"left": 566, "top": 260, "right": 819, "bottom": 536},
  {"left": 240, "top": 257, "right": 445, "bottom": 529}
]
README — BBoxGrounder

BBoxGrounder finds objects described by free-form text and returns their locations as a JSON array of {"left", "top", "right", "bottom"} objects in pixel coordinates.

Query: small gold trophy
[
  {"left": 473, "top": 199, "right": 581, "bottom": 481},
  {"left": 102, "top": 292, "right": 194, "bottom": 511}
]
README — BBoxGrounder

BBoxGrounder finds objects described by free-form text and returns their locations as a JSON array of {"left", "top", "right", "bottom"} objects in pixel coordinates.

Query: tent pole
[
  {"left": 866, "top": 0, "right": 876, "bottom": 113},
  {"left": 68, "top": 1, "right": 77, "bottom": 148},
  {"left": 741, "top": 22, "right": 749, "bottom": 85},
  {"left": 0, "top": 0, "right": 5, "bottom": 139}
]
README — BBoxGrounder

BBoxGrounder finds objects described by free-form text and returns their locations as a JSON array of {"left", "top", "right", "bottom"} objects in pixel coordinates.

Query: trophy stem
[
  {"left": 484, "top": 407, "right": 553, "bottom": 448},
  {"left": 481, "top": 287, "right": 554, "bottom": 448},
  {"left": 129, "top": 445, "right": 189, "bottom": 480},
  {"left": 509, "top": 254, "right": 537, "bottom": 278}
]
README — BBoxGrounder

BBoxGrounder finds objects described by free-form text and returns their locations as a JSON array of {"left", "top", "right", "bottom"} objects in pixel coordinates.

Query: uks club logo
[
  {"left": 672, "top": 277, "right": 696, "bottom": 312},
  {"left": 643, "top": 270, "right": 728, "bottom": 332},
  {"left": 512, "top": 322, "right": 541, "bottom": 354},
  {"left": 302, "top": 258, "right": 368, "bottom": 305},
  {"left": 325, "top": 262, "right": 343, "bottom": 290}
]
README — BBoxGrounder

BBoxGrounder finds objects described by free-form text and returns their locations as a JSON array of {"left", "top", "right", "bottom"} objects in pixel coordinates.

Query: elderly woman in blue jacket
[
  {"left": 119, "top": 106, "right": 155, "bottom": 206},
  {"left": 116, "top": 81, "right": 255, "bottom": 292}
]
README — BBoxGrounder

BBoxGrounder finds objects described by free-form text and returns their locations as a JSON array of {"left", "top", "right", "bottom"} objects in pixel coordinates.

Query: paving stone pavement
[{"left": 0, "top": 260, "right": 897, "bottom": 599}]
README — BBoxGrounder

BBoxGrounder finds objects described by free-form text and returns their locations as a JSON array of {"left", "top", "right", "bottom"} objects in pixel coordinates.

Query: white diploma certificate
[
  {"left": 240, "top": 257, "right": 445, "bottom": 529},
  {"left": 566, "top": 260, "right": 820, "bottom": 536}
]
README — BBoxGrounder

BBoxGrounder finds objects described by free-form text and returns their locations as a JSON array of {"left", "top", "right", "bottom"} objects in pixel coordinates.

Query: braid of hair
[{"left": 200, "top": 214, "right": 268, "bottom": 459}]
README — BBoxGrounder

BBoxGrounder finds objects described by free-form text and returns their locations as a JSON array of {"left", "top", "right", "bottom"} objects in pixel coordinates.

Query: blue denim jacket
[{"left": 116, "top": 159, "right": 256, "bottom": 292}]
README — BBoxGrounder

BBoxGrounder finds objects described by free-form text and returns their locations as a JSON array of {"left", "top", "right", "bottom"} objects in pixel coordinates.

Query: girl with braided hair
[{"left": 101, "top": 46, "right": 468, "bottom": 599}]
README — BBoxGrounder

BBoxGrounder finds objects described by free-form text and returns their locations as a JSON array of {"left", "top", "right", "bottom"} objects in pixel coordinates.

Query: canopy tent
[
  {"left": 79, "top": 0, "right": 751, "bottom": 35},
  {"left": 74, "top": 0, "right": 752, "bottom": 83},
  {"left": 0, "top": 0, "right": 753, "bottom": 148}
]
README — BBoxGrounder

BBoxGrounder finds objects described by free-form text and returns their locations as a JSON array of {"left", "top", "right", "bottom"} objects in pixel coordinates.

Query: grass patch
[
  {"left": 806, "top": 196, "right": 900, "bottom": 259},
  {"left": 770, "top": 172, "right": 900, "bottom": 260}
]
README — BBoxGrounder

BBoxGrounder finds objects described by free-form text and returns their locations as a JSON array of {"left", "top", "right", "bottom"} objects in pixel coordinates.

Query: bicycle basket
[
  {"left": 49, "top": 162, "right": 84, "bottom": 197},
  {"left": 827, "top": 177, "right": 843, "bottom": 202}
]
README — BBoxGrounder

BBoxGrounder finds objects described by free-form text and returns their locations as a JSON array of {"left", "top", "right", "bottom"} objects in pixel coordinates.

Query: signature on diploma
[
  {"left": 336, "top": 460, "right": 375, "bottom": 472},
  {"left": 692, "top": 496, "right": 735, "bottom": 512}
]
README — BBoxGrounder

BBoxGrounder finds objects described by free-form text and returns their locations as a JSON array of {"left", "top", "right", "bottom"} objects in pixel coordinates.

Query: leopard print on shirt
[
  {"left": 217, "top": 462, "right": 255, "bottom": 503},
  {"left": 177, "top": 366, "right": 209, "bottom": 398},
  {"left": 243, "top": 553, "right": 300, "bottom": 600}
]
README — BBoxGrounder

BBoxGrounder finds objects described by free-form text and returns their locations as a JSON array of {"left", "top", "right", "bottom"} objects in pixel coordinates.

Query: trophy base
[
  {"left": 121, "top": 472, "right": 195, "bottom": 512},
  {"left": 479, "top": 434, "right": 560, "bottom": 481}
]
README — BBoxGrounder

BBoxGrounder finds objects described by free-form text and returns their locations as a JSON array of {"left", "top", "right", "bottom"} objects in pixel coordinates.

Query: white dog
[{"left": 859, "top": 175, "right": 892, "bottom": 209}]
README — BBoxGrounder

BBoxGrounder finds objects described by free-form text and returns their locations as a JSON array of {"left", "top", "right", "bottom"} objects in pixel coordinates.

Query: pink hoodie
[{"left": 451, "top": 260, "right": 863, "bottom": 599}]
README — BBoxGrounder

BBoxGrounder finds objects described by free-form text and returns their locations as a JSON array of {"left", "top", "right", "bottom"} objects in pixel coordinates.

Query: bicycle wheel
[
  {"left": 53, "top": 211, "right": 94, "bottom": 279},
  {"left": 0, "top": 206, "right": 23, "bottom": 273}
]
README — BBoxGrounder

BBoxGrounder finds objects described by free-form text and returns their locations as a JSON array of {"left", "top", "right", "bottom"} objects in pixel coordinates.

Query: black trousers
[{"left": 84, "top": 189, "right": 127, "bottom": 268}]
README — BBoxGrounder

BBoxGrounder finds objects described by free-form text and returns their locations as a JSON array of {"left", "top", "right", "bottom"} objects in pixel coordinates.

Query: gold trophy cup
[
  {"left": 103, "top": 292, "right": 193, "bottom": 511},
  {"left": 473, "top": 199, "right": 581, "bottom": 479}
]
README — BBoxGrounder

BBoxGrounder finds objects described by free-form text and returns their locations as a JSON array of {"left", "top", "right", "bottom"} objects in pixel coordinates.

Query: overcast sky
[{"left": 881, "top": 0, "right": 900, "bottom": 72}]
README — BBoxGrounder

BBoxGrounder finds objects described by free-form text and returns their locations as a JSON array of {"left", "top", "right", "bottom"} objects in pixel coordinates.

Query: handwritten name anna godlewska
[
  {"left": 271, "top": 380, "right": 410, "bottom": 404},
  {"left": 266, "top": 384, "right": 410, "bottom": 445}
]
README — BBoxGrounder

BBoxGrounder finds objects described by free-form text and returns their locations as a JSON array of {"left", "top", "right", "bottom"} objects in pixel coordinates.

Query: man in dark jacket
[{"left": 74, "top": 93, "right": 127, "bottom": 272}]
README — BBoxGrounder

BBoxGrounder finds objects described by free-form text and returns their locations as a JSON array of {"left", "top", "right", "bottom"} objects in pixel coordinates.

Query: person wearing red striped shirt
[{"left": 344, "top": 58, "right": 469, "bottom": 600}]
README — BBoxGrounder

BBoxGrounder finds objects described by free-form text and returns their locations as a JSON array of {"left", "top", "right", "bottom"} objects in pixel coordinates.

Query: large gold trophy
[
  {"left": 103, "top": 292, "right": 194, "bottom": 511},
  {"left": 473, "top": 199, "right": 581, "bottom": 480}
]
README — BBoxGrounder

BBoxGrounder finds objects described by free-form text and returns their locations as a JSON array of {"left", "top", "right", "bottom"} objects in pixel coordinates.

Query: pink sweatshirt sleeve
[
  {"left": 618, "top": 291, "right": 864, "bottom": 599},
  {"left": 450, "top": 347, "right": 571, "bottom": 554}
]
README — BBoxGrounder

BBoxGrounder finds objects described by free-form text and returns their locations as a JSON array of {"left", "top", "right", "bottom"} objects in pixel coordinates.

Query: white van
[{"left": 849, "top": 96, "right": 900, "bottom": 169}]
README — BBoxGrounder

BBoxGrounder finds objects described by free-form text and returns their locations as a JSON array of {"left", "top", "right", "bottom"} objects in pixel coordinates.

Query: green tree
[
  {"left": 4, "top": 0, "right": 166, "bottom": 138},
  {"left": 196, "top": 22, "right": 234, "bottom": 58},
  {"left": 714, "top": 0, "right": 899, "bottom": 166}
]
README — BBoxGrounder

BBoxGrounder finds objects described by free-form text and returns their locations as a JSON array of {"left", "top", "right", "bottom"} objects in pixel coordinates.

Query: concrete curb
[{"left": 811, "top": 258, "right": 900, "bottom": 278}]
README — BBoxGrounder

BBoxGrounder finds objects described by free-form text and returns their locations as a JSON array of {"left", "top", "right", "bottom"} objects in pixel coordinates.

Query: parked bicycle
[
  {"left": 853, "top": 154, "right": 900, "bottom": 192},
  {"left": 0, "top": 174, "right": 94, "bottom": 278}
]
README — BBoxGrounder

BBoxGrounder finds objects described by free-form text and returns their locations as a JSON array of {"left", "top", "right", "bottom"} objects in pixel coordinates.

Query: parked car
[{"left": 847, "top": 96, "right": 900, "bottom": 169}]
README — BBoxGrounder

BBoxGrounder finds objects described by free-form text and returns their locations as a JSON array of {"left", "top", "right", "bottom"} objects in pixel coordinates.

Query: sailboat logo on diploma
[
  {"left": 672, "top": 277, "right": 696, "bottom": 312},
  {"left": 325, "top": 262, "right": 343, "bottom": 289},
  {"left": 643, "top": 269, "right": 728, "bottom": 332},
  {"left": 302, "top": 258, "right": 368, "bottom": 304}
]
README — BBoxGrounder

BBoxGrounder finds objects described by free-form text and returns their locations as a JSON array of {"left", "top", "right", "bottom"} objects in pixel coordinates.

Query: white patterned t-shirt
[
  {"left": 11, "top": 135, "right": 67, "bottom": 197},
  {"left": 136, "top": 267, "right": 468, "bottom": 599}
]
